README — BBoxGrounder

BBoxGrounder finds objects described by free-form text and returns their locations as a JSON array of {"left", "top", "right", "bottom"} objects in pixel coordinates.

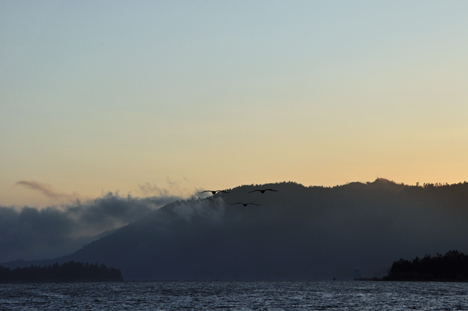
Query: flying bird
[
  {"left": 230, "top": 202, "right": 260, "bottom": 207},
  {"left": 248, "top": 189, "right": 278, "bottom": 194},
  {"left": 199, "top": 190, "right": 230, "bottom": 195}
]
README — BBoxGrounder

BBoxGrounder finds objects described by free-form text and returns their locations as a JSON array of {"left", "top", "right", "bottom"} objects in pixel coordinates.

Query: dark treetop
[{"left": 384, "top": 250, "right": 468, "bottom": 281}]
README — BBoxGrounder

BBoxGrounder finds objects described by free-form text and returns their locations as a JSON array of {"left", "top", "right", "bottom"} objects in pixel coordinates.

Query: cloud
[
  {"left": 0, "top": 190, "right": 188, "bottom": 263},
  {"left": 138, "top": 183, "right": 171, "bottom": 197},
  {"left": 15, "top": 180, "right": 64, "bottom": 198},
  {"left": 15, "top": 180, "right": 82, "bottom": 201},
  {"left": 138, "top": 177, "right": 202, "bottom": 199},
  {"left": 171, "top": 196, "right": 226, "bottom": 223}
]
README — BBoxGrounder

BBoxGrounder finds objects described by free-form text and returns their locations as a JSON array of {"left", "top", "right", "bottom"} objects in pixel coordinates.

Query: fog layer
[{"left": 0, "top": 192, "right": 183, "bottom": 262}]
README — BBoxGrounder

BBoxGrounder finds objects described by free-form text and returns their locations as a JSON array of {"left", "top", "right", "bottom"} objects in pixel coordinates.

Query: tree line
[
  {"left": 384, "top": 250, "right": 468, "bottom": 281},
  {"left": 0, "top": 261, "right": 123, "bottom": 283}
]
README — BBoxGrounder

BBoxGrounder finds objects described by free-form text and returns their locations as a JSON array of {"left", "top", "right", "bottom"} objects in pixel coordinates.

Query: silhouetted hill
[{"left": 8, "top": 179, "right": 468, "bottom": 280}]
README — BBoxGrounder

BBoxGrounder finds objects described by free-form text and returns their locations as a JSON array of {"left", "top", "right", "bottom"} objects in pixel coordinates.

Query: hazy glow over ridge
[{"left": 1, "top": 1, "right": 468, "bottom": 207}]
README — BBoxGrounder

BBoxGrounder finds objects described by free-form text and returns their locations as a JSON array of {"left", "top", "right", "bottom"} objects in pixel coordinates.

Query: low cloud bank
[{"left": 0, "top": 192, "right": 184, "bottom": 263}]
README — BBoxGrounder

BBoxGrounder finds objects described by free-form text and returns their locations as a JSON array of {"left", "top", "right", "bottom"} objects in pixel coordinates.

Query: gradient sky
[{"left": 2, "top": 1, "right": 468, "bottom": 208}]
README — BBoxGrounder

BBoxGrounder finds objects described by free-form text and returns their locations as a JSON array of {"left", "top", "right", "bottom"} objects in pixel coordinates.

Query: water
[{"left": 0, "top": 281, "right": 467, "bottom": 310}]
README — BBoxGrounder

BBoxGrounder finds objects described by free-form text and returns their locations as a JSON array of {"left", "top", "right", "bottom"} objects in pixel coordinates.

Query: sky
[{"left": 2, "top": 1, "right": 468, "bottom": 208}]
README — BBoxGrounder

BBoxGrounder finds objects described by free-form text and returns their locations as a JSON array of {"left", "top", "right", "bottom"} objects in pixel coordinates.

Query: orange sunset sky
[{"left": 2, "top": 1, "right": 468, "bottom": 208}]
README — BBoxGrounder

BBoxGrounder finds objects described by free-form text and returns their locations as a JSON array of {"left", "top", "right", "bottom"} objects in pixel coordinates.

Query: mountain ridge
[{"left": 4, "top": 179, "right": 468, "bottom": 281}]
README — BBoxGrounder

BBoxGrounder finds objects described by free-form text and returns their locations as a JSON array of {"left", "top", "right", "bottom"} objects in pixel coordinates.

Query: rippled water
[{"left": 0, "top": 281, "right": 467, "bottom": 310}]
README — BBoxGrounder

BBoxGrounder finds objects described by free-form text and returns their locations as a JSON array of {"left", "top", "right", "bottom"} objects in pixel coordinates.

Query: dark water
[{"left": 1, "top": 281, "right": 467, "bottom": 310}]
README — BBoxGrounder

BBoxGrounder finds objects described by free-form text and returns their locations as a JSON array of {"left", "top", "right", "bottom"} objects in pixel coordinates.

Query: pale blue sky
[{"left": 2, "top": 1, "right": 468, "bottom": 207}]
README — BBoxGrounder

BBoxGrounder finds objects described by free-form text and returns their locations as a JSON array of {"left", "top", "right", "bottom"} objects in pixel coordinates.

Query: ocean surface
[{"left": 0, "top": 281, "right": 467, "bottom": 310}]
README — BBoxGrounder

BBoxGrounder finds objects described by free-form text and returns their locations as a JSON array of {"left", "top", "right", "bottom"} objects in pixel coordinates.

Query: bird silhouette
[
  {"left": 248, "top": 188, "right": 278, "bottom": 194},
  {"left": 199, "top": 190, "right": 230, "bottom": 195},
  {"left": 230, "top": 202, "right": 260, "bottom": 207}
]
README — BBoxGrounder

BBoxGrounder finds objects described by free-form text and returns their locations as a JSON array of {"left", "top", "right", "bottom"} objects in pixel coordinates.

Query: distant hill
[{"left": 6, "top": 179, "right": 468, "bottom": 281}]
